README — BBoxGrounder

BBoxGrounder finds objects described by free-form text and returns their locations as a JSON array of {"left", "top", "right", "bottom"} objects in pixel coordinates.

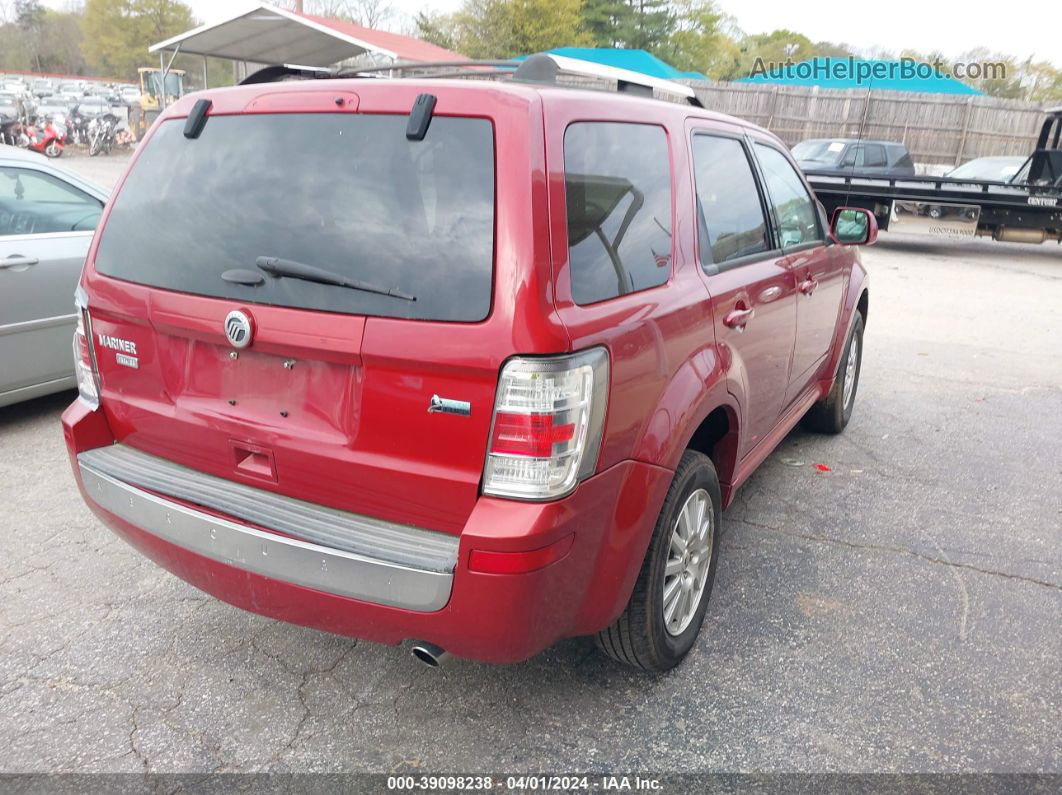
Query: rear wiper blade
[{"left": 255, "top": 256, "right": 416, "bottom": 302}]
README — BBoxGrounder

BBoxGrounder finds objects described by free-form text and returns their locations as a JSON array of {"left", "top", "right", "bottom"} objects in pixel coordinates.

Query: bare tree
[
  {"left": 299, "top": 0, "right": 349, "bottom": 17},
  {"left": 301, "top": 0, "right": 395, "bottom": 29},
  {"left": 352, "top": 0, "right": 394, "bottom": 28}
]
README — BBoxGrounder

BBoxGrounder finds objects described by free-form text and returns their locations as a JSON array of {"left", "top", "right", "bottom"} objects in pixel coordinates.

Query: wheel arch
[
  {"left": 819, "top": 264, "right": 870, "bottom": 393},
  {"left": 630, "top": 345, "right": 739, "bottom": 478},
  {"left": 683, "top": 404, "right": 740, "bottom": 507}
]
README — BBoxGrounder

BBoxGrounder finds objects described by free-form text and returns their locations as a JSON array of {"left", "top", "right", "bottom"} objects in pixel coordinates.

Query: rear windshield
[{"left": 94, "top": 113, "right": 495, "bottom": 322}]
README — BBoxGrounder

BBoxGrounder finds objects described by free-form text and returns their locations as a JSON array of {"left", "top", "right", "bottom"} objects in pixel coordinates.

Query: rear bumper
[
  {"left": 63, "top": 401, "right": 673, "bottom": 663},
  {"left": 78, "top": 460, "right": 455, "bottom": 612}
]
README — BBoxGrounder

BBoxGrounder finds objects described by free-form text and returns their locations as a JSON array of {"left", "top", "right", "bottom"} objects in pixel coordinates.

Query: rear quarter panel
[
  {"left": 541, "top": 94, "right": 747, "bottom": 624},
  {"left": 543, "top": 93, "right": 729, "bottom": 473}
]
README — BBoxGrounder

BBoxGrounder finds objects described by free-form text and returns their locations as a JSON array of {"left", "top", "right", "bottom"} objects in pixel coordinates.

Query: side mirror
[{"left": 830, "top": 207, "right": 878, "bottom": 246}]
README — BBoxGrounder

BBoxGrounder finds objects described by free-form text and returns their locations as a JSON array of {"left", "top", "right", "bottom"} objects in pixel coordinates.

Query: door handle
[
  {"left": 0, "top": 255, "right": 39, "bottom": 269},
  {"left": 723, "top": 307, "right": 754, "bottom": 330},
  {"left": 799, "top": 278, "right": 818, "bottom": 296},
  {"left": 758, "top": 285, "right": 782, "bottom": 302}
]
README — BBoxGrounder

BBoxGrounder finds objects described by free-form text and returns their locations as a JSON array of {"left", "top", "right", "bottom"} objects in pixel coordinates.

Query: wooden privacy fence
[{"left": 684, "top": 81, "right": 1047, "bottom": 166}]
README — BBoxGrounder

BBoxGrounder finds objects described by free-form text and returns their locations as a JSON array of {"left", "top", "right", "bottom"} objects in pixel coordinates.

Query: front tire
[
  {"left": 44, "top": 142, "right": 61, "bottom": 158},
  {"left": 596, "top": 450, "right": 722, "bottom": 672},
  {"left": 802, "top": 311, "right": 864, "bottom": 434}
]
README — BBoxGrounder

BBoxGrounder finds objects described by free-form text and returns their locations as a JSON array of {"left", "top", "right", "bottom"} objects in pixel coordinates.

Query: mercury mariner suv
[{"left": 63, "top": 59, "right": 875, "bottom": 671}]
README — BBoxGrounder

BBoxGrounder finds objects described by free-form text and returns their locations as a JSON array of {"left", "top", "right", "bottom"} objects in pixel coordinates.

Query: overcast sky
[
  {"left": 58, "top": 0, "right": 1061, "bottom": 67},
  {"left": 716, "top": 0, "right": 1059, "bottom": 67}
]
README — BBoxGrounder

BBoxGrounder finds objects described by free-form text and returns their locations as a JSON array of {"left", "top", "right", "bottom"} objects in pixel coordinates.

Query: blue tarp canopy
[
  {"left": 739, "top": 57, "right": 982, "bottom": 95},
  {"left": 527, "top": 48, "right": 705, "bottom": 81}
]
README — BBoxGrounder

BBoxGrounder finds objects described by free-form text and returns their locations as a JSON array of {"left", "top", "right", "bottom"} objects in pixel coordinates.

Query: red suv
[{"left": 63, "top": 69, "right": 875, "bottom": 671}]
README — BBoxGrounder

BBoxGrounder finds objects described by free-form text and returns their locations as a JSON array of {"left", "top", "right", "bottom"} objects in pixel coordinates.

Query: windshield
[
  {"left": 94, "top": 113, "right": 496, "bottom": 322},
  {"left": 142, "top": 72, "right": 181, "bottom": 100},
  {"left": 792, "top": 140, "right": 844, "bottom": 164}
]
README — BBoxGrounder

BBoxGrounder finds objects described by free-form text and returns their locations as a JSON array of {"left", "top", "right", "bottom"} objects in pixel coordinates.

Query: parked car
[
  {"left": 63, "top": 75, "right": 874, "bottom": 670},
  {"left": 118, "top": 86, "right": 141, "bottom": 105},
  {"left": 0, "top": 91, "right": 26, "bottom": 121},
  {"left": 911, "top": 156, "right": 1030, "bottom": 221},
  {"left": 57, "top": 82, "right": 83, "bottom": 103},
  {"left": 0, "top": 93, "right": 25, "bottom": 145},
  {"left": 945, "top": 155, "right": 1026, "bottom": 183},
  {"left": 31, "top": 78, "right": 54, "bottom": 98},
  {"left": 72, "top": 96, "right": 112, "bottom": 119},
  {"left": 35, "top": 97, "right": 71, "bottom": 129},
  {"left": 0, "top": 146, "right": 108, "bottom": 407},
  {"left": 793, "top": 138, "right": 916, "bottom": 177}
]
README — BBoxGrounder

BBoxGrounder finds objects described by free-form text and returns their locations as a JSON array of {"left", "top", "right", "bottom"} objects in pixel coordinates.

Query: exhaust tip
[{"left": 411, "top": 641, "right": 449, "bottom": 668}]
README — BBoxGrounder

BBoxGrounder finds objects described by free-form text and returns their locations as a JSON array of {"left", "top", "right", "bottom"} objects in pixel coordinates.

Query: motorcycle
[
  {"left": 66, "top": 111, "right": 90, "bottom": 146},
  {"left": 19, "top": 117, "right": 65, "bottom": 158},
  {"left": 88, "top": 114, "right": 118, "bottom": 157},
  {"left": 0, "top": 117, "right": 21, "bottom": 146}
]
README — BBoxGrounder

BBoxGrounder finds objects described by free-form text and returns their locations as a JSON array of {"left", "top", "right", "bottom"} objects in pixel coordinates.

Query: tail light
[
  {"left": 483, "top": 348, "right": 609, "bottom": 500},
  {"left": 73, "top": 286, "right": 100, "bottom": 409}
]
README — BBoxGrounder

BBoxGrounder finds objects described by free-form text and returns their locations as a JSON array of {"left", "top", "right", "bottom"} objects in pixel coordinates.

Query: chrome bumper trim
[
  {"left": 77, "top": 444, "right": 458, "bottom": 573},
  {"left": 78, "top": 462, "right": 454, "bottom": 612}
]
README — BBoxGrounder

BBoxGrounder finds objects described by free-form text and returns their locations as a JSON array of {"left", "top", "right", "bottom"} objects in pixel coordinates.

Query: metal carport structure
[{"left": 148, "top": 2, "right": 466, "bottom": 104}]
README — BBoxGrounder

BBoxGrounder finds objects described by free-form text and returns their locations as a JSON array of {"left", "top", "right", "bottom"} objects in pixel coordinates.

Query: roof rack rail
[
  {"left": 337, "top": 60, "right": 515, "bottom": 75},
  {"left": 242, "top": 53, "right": 703, "bottom": 107}
]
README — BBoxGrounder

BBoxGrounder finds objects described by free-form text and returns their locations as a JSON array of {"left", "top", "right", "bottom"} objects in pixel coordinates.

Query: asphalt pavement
[
  {"left": 55, "top": 148, "right": 131, "bottom": 191},
  {"left": 1, "top": 159, "right": 1059, "bottom": 774}
]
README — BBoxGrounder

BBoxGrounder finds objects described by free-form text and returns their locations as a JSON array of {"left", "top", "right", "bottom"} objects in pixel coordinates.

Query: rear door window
[
  {"left": 563, "top": 122, "right": 672, "bottom": 305},
  {"left": 863, "top": 144, "right": 887, "bottom": 168},
  {"left": 93, "top": 114, "right": 495, "bottom": 322},
  {"left": 690, "top": 134, "right": 770, "bottom": 267}
]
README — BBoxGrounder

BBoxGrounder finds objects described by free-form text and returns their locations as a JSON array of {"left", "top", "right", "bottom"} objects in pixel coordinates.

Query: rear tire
[
  {"left": 802, "top": 311, "right": 864, "bottom": 434},
  {"left": 596, "top": 450, "right": 721, "bottom": 672}
]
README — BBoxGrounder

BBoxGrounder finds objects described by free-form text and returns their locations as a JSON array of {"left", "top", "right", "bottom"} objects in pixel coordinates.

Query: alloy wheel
[
  {"left": 662, "top": 488, "right": 713, "bottom": 636},
  {"left": 843, "top": 333, "right": 859, "bottom": 410}
]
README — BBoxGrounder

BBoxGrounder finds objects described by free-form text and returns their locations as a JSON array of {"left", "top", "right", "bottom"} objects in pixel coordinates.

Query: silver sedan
[{"left": 1, "top": 145, "right": 108, "bottom": 407}]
